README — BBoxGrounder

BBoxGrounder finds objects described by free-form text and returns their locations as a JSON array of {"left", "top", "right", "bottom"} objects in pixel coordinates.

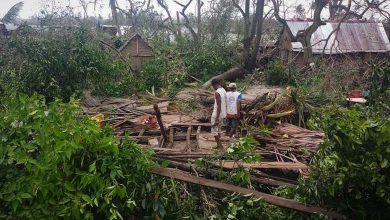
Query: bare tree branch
[
  {"left": 157, "top": 0, "right": 177, "bottom": 37},
  {"left": 174, "top": 0, "right": 199, "bottom": 42},
  {"left": 322, "top": 0, "right": 352, "bottom": 55},
  {"left": 232, "top": 0, "right": 245, "bottom": 18}
]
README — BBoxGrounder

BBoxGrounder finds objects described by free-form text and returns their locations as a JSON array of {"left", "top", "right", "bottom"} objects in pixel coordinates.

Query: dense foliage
[
  {"left": 184, "top": 42, "right": 234, "bottom": 81},
  {"left": 0, "top": 94, "right": 154, "bottom": 219},
  {"left": 277, "top": 106, "right": 390, "bottom": 219},
  {"left": 368, "top": 63, "right": 390, "bottom": 115},
  {"left": 0, "top": 26, "right": 132, "bottom": 101}
]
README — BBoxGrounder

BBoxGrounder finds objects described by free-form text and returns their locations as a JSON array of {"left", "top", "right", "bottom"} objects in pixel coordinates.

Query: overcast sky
[{"left": 0, "top": 0, "right": 196, "bottom": 19}]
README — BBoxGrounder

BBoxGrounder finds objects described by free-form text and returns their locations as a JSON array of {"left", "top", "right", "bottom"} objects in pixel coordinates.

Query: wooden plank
[
  {"left": 155, "top": 159, "right": 296, "bottom": 188},
  {"left": 151, "top": 167, "right": 344, "bottom": 219},
  {"left": 251, "top": 175, "right": 296, "bottom": 188},
  {"left": 171, "top": 122, "right": 212, "bottom": 127},
  {"left": 168, "top": 127, "right": 174, "bottom": 148},
  {"left": 126, "top": 135, "right": 196, "bottom": 143},
  {"left": 138, "top": 129, "right": 145, "bottom": 137},
  {"left": 214, "top": 161, "right": 308, "bottom": 170}
]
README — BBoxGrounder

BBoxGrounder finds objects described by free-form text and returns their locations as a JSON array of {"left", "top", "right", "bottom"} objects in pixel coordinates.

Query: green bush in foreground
[
  {"left": 0, "top": 94, "right": 154, "bottom": 219},
  {"left": 277, "top": 106, "right": 390, "bottom": 219}
]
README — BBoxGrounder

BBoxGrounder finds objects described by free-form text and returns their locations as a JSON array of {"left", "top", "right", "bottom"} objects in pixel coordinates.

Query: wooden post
[
  {"left": 153, "top": 104, "right": 168, "bottom": 147},
  {"left": 195, "top": 126, "right": 201, "bottom": 151},
  {"left": 168, "top": 127, "right": 174, "bottom": 148},
  {"left": 185, "top": 126, "right": 192, "bottom": 152}
]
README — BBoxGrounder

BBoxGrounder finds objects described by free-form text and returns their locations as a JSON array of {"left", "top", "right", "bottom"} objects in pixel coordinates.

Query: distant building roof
[
  {"left": 3, "top": 23, "right": 18, "bottom": 31},
  {"left": 286, "top": 21, "right": 390, "bottom": 54},
  {"left": 119, "top": 34, "right": 152, "bottom": 53}
]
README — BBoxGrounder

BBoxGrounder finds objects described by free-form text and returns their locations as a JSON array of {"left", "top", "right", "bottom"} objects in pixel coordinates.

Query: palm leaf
[{"left": 1, "top": 2, "right": 24, "bottom": 23}]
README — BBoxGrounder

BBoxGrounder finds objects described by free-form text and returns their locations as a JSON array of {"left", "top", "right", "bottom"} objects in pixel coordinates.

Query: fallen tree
[{"left": 202, "top": 67, "right": 245, "bottom": 89}]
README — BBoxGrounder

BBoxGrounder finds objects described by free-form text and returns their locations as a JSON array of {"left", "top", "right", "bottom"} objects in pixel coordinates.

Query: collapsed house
[{"left": 278, "top": 20, "right": 390, "bottom": 66}]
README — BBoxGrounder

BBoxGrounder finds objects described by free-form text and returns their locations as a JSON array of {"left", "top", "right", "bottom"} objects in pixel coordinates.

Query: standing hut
[
  {"left": 278, "top": 20, "right": 390, "bottom": 67},
  {"left": 119, "top": 34, "right": 153, "bottom": 72}
]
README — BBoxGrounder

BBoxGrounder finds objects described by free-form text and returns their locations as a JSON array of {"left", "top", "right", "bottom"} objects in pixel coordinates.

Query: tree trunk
[
  {"left": 197, "top": 0, "right": 202, "bottom": 43},
  {"left": 202, "top": 67, "right": 245, "bottom": 89},
  {"left": 247, "top": 0, "right": 265, "bottom": 71},
  {"left": 109, "top": 0, "right": 121, "bottom": 36},
  {"left": 243, "top": 0, "right": 265, "bottom": 71},
  {"left": 176, "top": 11, "right": 182, "bottom": 38},
  {"left": 301, "top": 0, "right": 327, "bottom": 62}
]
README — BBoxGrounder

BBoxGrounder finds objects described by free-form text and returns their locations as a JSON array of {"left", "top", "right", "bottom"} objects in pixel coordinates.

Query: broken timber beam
[
  {"left": 214, "top": 161, "right": 308, "bottom": 170},
  {"left": 151, "top": 167, "right": 344, "bottom": 219},
  {"left": 171, "top": 122, "right": 212, "bottom": 127},
  {"left": 153, "top": 104, "right": 168, "bottom": 146},
  {"left": 154, "top": 159, "right": 295, "bottom": 187},
  {"left": 168, "top": 127, "right": 174, "bottom": 148}
]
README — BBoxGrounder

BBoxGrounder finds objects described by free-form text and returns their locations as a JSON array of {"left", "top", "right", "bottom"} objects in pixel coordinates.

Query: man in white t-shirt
[
  {"left": 211, "top": 78, "right": 227, "bottom": 149},
  {"left": 226, "top": 83, "right": 242, "bottom": 137}
]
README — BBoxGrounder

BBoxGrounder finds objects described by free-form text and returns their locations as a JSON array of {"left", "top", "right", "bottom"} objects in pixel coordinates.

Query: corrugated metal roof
[{"left": 286, "top": 21, "right": 390, "bottom": 54}]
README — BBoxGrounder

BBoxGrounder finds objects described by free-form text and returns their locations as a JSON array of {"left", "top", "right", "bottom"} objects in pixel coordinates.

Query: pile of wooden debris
[{"left": 80, "top": 90, "right": 342, "bottom": 219}]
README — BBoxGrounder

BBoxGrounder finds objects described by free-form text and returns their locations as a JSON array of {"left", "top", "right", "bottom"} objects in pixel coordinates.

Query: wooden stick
[
  {"left": 153, "top": 104, "right": 168, "bottom": 146},
  {"left": 138, "top": 129, "right": 145, "bottom": 137},
  {"left": 195, "top": 126, "right": 201, "bottom": 151},
  {"left": 151, "top": 167, "right": 344, "bottom": 219},
  {"left": 186, "top": 126, "right": 192, "bottom": 152}
]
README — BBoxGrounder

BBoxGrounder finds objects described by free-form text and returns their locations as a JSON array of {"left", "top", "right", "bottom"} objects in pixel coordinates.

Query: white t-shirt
[
  {"left": 226, "top": 91, "right": 242, "bottom": 116},
  {"left": 212, "top": 87, "right": 227, "bottom": 120}
]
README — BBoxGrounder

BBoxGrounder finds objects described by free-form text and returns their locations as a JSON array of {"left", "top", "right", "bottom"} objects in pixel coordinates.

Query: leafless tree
[
  {"left": 174, "top": 0, "right": 203, "bottom": 43},
  {"left": 156, "top": 0, "right": 179, "bottom": 39},
  {"left": 232, "top": 0, "right": 266, "bottom": 71},
  {"left": 329, "top": 0, "right": 390, "bottom": 20}
]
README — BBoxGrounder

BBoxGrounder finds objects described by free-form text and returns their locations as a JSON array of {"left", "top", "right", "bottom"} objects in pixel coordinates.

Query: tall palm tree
[{"left": 1, "top": 2, "right": 24, "bottom": 24}]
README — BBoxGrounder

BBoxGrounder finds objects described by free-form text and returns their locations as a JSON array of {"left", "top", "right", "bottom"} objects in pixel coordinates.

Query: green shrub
[
  {"left": 184, "top": 43, "right": 233, "bottom": 81},
  {"left": 0, "top": 94, "right": 154, "bottom": 219},
  {"left": 281, "top": 106, "right": 390, "bottom": 219},
  {"left": 0, "top": 26, "right": 131, "bottom": 101},
  {"left": 368, "top": 63, "right": 390, "bottom": 115},
  {"left": 266, "top": 61, "right": 286, "bottom": 85},
  {"left": 138, "top": 58, "right": 165, "bottom": 92},
  {"left": 265, "top": 61, "right": 299, "bottom": 86}
]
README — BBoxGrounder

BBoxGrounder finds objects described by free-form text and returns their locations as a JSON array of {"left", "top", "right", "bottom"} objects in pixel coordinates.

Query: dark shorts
[{"left": 226, "top": 118, "right": 239, "bottom": 129}]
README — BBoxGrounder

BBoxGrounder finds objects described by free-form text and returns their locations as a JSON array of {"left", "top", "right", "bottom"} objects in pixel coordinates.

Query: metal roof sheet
[{"left": 286, "top": 21, "right": 390, "bottom": 54}]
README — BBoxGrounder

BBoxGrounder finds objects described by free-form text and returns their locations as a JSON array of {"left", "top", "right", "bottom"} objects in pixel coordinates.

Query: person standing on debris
[
  {"left": 226, "top": 83, "right": 242, "bottom": 137},
  {"left": 211, "top": 78, "right": 227, "bottom": 149}
]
